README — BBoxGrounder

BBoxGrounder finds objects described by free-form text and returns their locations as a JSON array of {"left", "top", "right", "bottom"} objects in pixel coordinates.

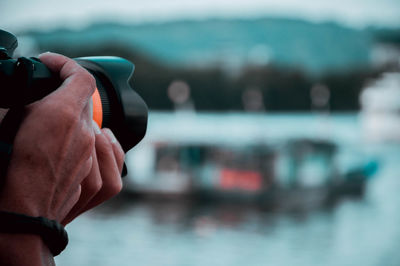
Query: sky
[{"left": 1, "top": 0, "right": 400, "bottom": 32}]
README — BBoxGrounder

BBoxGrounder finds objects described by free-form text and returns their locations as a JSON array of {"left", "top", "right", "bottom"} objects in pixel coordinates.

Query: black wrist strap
[{"left": 0, "top": 211, "right": 68, "bottom": 256}]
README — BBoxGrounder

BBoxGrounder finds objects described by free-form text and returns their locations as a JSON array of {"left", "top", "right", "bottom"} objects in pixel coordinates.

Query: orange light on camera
[{"left": 92, "top": 88, "right": 103, "bottom": 128}]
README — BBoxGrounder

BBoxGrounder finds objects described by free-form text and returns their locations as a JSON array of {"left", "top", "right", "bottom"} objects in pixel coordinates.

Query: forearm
[{"left": 0, "top": 233, "right": 54, "bottom": 266}]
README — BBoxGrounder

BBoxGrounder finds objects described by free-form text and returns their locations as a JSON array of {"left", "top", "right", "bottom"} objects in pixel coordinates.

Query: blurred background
[{"left": 2, "top": 0, "right": 400, "bottom": 265}]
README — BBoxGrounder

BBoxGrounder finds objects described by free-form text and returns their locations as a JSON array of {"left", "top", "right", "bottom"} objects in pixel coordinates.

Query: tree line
[{"left": 43, "top": 42, "right": 386, "bottom": 112}]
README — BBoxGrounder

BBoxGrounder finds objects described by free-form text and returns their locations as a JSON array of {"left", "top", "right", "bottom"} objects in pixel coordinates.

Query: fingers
[
  {"left": 61, "top": 149, "right": 101, "bottom": 225},
  {"left": 37, "top": 52, "right": 124, "bottom": 224},
  {"left": 79, "top": 125, "right": 124, "bottom": 212},
  {"left": 38, "top": 52, "right": 96, "bottom": 108},
  {"left": 59, "top": 185, "right": 81, "bottom": 226},
  {"left": 102, "top": 128, "right": 125, "bottom": 173},
  {"left": 57, "top": 153, "right": 95, "bottom": 224},
  {"left": 62, "top": 125, "right": 124, "bottom": 225}
]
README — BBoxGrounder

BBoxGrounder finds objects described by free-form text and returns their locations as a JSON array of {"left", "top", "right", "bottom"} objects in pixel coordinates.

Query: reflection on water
[{"left": 56, "top": 145, "right": 400, "bottom": 266}]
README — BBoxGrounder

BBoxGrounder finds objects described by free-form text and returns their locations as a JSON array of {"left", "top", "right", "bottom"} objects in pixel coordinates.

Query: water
[{"left": 55, "top": 114, "right": 400, "bottom": 266}]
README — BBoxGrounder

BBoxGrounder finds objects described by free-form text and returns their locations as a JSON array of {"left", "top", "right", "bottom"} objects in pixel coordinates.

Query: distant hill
[{"left": 22, "top": 18, "right": 377, "bottom": 75}]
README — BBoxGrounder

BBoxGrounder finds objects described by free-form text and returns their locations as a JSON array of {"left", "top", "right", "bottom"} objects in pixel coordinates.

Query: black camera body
[{"left": 0, "top": 29, "right": 148, "bottom": 152}]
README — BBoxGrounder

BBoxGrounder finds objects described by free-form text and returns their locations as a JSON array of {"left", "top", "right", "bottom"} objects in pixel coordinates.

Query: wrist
[
  {"left": 0, "top": 211, "right": 69, "bottom": 256},
  {"left": 0, "top": 233, "right": 54, "bottom": 266}
]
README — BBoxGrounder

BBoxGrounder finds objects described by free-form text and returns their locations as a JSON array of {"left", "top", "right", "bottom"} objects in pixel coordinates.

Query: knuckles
[
  {"left": 65, "top": 60, "right": 96, "bottom": 91},
  {"left": 73, "top": 67, "right": 96, "bottom": 95},
  {"left": 108, "top": 177, "right": 123, "bottom": 197},
  {"left": 80, "top": 125, "right": 96, "bottom": 156},
  {"left": 116, "top": 148, "right": 125, "bottom": 169},
  {"left": 86, "top": 174, "right": 103, "bottom": 197}
]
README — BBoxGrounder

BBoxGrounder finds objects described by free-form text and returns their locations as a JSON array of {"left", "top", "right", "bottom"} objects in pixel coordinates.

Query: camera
[{"left": 0, "top": 29, "right": 148, "bottom": 152}]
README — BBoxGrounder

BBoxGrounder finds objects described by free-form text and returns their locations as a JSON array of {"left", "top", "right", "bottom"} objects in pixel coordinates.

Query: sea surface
[{"left": 55, "top": 113, "right": 400, "bottom": 266}]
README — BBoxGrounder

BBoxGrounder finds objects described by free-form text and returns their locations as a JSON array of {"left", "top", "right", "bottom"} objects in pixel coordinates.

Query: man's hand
[{"left": 0, "top": 52, "right": 124, "bottom": 224}]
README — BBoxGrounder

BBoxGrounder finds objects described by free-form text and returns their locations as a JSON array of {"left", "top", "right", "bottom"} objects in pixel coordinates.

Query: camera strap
[
  {"left": 0, "top": 107, "right": 26, "bottom": 181},
  {"left": 0, "top": 57, "right": 32, "bottom": 181},
  {"left": 0, "top": 58, "right": 69, "bottom": 256}
]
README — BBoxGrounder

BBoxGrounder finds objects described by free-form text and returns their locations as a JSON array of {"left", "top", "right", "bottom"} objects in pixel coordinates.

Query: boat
[{"left": 124, "top": 112, "right": 378, "bottom": 209}]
